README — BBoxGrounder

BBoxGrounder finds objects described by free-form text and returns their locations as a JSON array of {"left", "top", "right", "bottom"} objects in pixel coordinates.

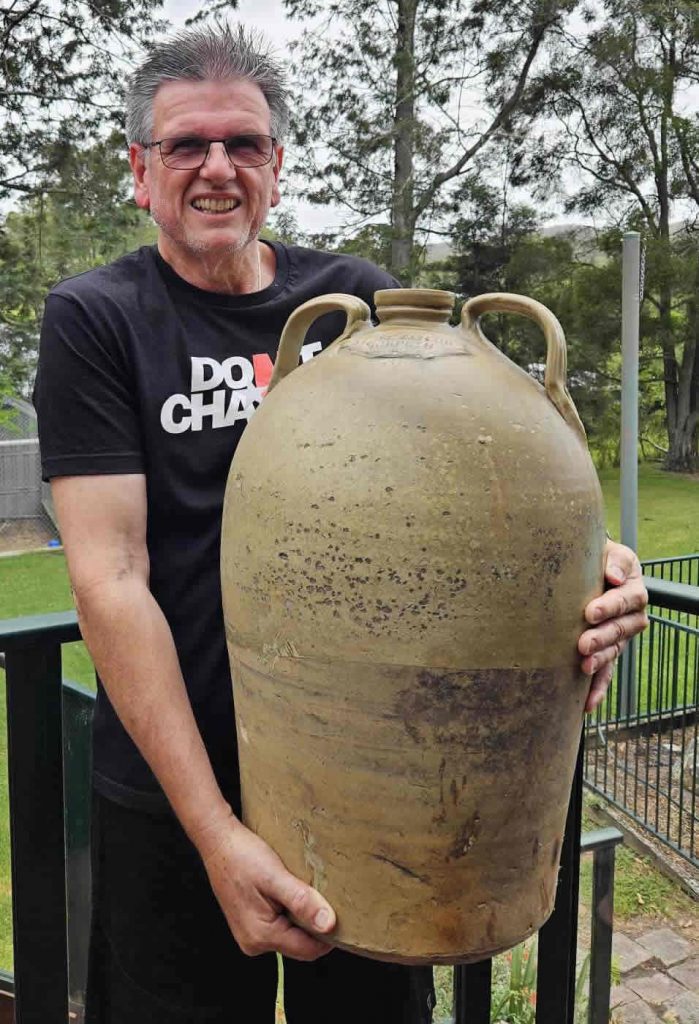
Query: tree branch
[{"left": 414, "top": 18, "right": 551, "bottom": 220}]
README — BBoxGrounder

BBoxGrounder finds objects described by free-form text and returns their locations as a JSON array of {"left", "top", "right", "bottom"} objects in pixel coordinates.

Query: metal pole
[{"left": 618, "top": 232, "right": 641, "bottom": 719}]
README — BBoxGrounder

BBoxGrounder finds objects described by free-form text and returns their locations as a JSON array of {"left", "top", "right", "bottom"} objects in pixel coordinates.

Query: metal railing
[
  {"left": 585, "top": 567, "right": 699, "bottom": 867},
  {"left": 453, "top": 776, "right": 624, "bottom": 1024},
  {"left": 642, "top": 554, "right": 699, "bottom": 589},
  {"left": 0, "top": 613, "right": 87, "bottom": 1023},
  {"left": 0, "top": 611, "right": 627, "bottom": 1024}
]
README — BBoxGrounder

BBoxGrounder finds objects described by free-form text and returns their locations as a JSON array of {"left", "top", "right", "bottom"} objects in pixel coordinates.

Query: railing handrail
[
  {"left": 642, "top": 575, "right": 699, "bottom": 615},
  {"left": 642, "top": 553, "right": 699, "bottom": 566},
  {"left": 0, "top": 611, "right": 79, "bottom": 650}
]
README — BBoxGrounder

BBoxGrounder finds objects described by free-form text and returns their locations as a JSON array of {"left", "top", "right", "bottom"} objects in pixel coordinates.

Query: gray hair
[{"left": 126, "top": 24, "right": 290, "bottom": 145}]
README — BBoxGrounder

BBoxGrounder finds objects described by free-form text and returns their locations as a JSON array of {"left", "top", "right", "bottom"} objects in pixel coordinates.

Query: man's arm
[
  {"left": 580, "top": 539, "right": 649, "bottom": 711},
  {"left": 52, "top": 473, "right": 335, "bottom": 959}
]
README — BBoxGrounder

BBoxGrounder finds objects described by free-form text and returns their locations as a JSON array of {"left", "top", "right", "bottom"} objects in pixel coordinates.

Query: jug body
[{"left": 221, "top": 288, "right": 605, "bottom": 964}]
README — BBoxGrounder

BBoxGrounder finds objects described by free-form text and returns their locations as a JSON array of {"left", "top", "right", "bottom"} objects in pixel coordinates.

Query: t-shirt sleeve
[{"left": 33, "top": 292, "right": 145, "bottom": 481}]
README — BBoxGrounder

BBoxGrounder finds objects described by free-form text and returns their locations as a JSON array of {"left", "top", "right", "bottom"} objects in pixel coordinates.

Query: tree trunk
[
  {"left": 665, "top": 297, "right": 699, "bottom": 471},
  {"left": 390, "top": 0, "right": 417, "bottom": 285},
  {"left": 664, "top": 414, "right": 699, "bottom": 471}
]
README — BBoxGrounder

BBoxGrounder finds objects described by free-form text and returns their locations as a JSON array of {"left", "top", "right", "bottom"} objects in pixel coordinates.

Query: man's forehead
[{"left": 152, "top": 78, "right": 272, "bottom": 133}]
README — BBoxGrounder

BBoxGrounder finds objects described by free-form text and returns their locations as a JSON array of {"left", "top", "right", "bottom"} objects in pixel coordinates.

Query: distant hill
[{"left": 425, "top": 220, "right": 691, "bottom": 264}]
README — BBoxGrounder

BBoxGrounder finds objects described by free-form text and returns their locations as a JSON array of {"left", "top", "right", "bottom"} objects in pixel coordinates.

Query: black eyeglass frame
[{"left": 143, "top": 134, "right": 278, "bottom": 170}]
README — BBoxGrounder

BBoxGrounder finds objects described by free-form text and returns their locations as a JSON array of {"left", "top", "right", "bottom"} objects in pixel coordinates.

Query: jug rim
[{"left": 375, "top": 288, "right": 455, "bottom": 312}]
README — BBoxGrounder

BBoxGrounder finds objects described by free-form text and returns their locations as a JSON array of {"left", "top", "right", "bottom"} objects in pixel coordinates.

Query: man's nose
[{"left": 200, "top": 141, "right": 237, "bottom": 180}]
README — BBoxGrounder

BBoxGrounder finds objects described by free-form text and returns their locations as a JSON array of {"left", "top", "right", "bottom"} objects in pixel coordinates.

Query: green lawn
[
  {"left": 598, "top": 464, "right": 699, "bottom": 560},
  {"left": 0, "top": 550, "right": 94, "bottom": 687}
]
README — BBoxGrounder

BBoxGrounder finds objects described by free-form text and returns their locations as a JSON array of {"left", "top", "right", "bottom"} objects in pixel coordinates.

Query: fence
[
  {"left": 643, "top": 554, "right": 699, "bottom": 589},
  {"left": 0, "top": 440, "right": 42, "bottom": 519},
  {"left": 584, "top": 559, "right": 699, "bottom": 867}
]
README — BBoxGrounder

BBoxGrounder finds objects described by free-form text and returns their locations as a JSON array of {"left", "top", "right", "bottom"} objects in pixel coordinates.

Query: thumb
[{"left": 271, "top": 871, "right": 336, "bottom": 935}]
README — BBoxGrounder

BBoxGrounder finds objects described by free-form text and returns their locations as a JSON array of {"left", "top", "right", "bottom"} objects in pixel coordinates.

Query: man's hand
[
  {"left": 579, "top": 539, "right": 649, "bottom": 712},
  {"left": 198, "top": 813, "right": 336, "bottom": 961}
]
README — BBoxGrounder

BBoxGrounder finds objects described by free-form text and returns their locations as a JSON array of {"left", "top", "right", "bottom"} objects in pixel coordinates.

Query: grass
[
  {"left": 579, "top": 804, "right": 697, "bottom": 921},
  {"left": 597, "top": 463, "right": 699, "bottom": 560},
  {"left": 0, "top": 550, "right": 94, "bottom": 688}
]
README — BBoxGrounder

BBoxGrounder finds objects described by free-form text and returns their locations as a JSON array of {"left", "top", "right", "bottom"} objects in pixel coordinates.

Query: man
[{"left": 33, "top": 23, "right": 649, "bottom": 1024}]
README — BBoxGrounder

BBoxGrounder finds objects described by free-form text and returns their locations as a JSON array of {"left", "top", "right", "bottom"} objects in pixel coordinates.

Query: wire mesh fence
[{"left": 584, "top": 555, "right": 699, "bottom": 867}]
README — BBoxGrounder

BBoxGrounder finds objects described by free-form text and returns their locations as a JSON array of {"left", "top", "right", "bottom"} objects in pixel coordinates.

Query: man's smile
[{"left": 191, "top": 196, "right": 241, "bottom": 214}]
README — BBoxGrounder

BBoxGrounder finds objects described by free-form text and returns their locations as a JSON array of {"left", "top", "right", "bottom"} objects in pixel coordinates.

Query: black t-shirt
[{"left": 34, "top": 241, "right": 397, "bottom": 813}]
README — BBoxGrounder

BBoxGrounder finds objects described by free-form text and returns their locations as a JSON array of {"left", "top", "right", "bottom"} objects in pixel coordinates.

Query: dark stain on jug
[{"left": 447, "top": 812, "right": 481, "bottom": 860}]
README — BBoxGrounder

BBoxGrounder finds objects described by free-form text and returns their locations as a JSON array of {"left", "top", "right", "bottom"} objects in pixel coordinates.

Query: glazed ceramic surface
[{"left": 221, "top": 289, "right": 605, "bottom": 964}]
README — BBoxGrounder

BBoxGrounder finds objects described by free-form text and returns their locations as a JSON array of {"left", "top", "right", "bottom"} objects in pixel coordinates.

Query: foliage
[
  {"left": 532, "top": 0, "right": 699, "bottom": 470},
  {"left": 487, "top": 941, "right": 590, "bottom": 1023},
  {"left": 281, "top": 0, "right": 579, "bottom": 283},
  {"left": 490, "top": 941, "right": 538, "bottom": 1022},
  {"left": 415, "top": 172, "right": 697, "bottom": 468},
  {"left": 424, "top": 188, "right": 616, "bottom": 460},
  {"left": 0, "top": 0, "right": 166, "bottom": 199},
  {"left": 0, "top": 132, "right": 156, "bottom": 396}
]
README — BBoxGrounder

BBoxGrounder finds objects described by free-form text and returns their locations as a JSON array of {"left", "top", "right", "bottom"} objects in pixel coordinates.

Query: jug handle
[
  {"left": 461, "top": 293, "right": 587, "bottom": 442},
  {"left": 267, "top": 294, "right": 372, "bottom": 394}
]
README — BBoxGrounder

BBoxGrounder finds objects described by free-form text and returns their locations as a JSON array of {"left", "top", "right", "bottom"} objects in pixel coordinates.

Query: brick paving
[{"left": 611, "top": 926, "right": 699, "bottom": 1023}]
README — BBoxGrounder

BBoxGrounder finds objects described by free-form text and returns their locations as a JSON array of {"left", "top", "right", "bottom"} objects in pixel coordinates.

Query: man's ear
[
  {"left": 270, "top": 145, "right": 284, "bottom": 208},
  {"left": 129, "top": 144, "right": 150, "bottom": 210}
]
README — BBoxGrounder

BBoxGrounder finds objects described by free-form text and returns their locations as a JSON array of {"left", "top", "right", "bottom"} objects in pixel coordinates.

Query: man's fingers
[
  {"left": 585, "top": 661, "right": 615, "bottom": 713},
  {"left": 603, "top": 539, "right": 640, "bottom": 579},
  {"left": 580, "top": 635, "right": 627, "bottom": 677},
  {"left": 235, "top": 915, "right": 333, "bottom": 961},
  {"left": 270, "top": 872, "right": 337, "bottom": 937},
  {"left": 585, "top": 582, "right": 648, "bottom": 624},
  {"left": 266, "top": 916, "right": 334, "bottom": 962},
  {"left": 579, "top": 611, "right": 649, "bottom": 660},
  {"left": 236, "top": 874, "right": 336, "bottom": 961}
]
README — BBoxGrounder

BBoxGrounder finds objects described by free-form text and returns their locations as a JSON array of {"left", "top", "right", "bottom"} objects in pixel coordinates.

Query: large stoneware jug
[{"left": 221, "top": 288, "right": 605, "bottom": 964}]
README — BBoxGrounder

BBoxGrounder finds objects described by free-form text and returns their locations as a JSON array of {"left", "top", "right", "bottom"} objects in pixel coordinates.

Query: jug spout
[{"left": 375, "top": 288, "right": 455, "bottom": 325}]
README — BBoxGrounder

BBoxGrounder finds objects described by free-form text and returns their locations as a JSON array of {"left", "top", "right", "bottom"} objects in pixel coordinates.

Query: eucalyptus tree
[
  {"left": 281, "top": 0, "right": 578, "bottom": 284},
  {"left": 533, "top": 0, "right": 699, "bottom": 470}
]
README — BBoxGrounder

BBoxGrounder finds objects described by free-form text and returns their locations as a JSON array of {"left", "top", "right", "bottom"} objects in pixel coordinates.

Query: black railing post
[
  {"left": 536, "top": 736, "right": 584, "bottom": 1024},
  {"left": 62, "top": 680, "right": 95, "bottom": 1007},
  {"left": 453, "top": 957, "right": 492, "bottom": 1023},
  {"left": 4, "top": 643, "right": 69, "bottom": 1024},
  {"left": 583, "top": 828, "right": 624, "bottom": 1024}
]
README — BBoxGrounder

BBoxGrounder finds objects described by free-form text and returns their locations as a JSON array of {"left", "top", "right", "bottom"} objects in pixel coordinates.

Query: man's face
[{"left": 130, "top": 78, "right": 284, "bottom": 261}]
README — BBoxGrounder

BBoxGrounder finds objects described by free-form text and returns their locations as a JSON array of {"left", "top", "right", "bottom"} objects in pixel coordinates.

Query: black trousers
[{"left": 85, "top": 793, "right": 435, "bottom": 1023}]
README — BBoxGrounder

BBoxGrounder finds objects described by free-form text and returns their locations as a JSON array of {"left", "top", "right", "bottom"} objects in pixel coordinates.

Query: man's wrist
[{"left": 187, "top": 800, "right": 239, "bottom": 858}]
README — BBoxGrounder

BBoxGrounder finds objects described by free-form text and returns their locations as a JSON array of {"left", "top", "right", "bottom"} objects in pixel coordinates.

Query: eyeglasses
[{"left": 144, "top": 134, "right": 277, "bottom": 170}]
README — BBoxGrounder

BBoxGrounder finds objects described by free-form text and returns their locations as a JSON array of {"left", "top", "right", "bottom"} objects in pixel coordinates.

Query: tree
[
  {"left": 532, "top": 0, "right": 699, "bottom": 470},
  {"left": 281, "top": 0, "right": 578, "bottom": 284},
  {"left": 436, "top": 188, "right": 618, "bottom": 459},
  {"left": 0, "top": 0, "right": 167, "bottom": 199},
  {"left": 0, "top": 132, "right": 155, "bottom": 396},
  {"left": 430, "top": 180, "right": 682, "bottom": 466}
]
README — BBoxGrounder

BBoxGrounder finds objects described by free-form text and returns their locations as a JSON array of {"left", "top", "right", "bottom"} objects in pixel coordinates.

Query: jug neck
[{"left": 375, "top": 288, "right": 455, "bottom": 325}]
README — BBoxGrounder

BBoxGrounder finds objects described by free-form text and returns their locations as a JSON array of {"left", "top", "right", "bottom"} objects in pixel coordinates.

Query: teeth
[{"left": 192, "top": 198, "right": 238, "bottom": 212}]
